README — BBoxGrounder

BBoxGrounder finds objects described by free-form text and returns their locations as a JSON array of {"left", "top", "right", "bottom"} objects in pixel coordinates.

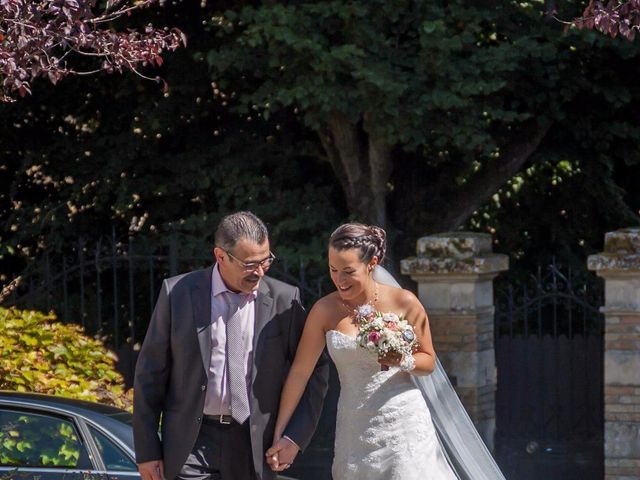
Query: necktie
[{"left": 225, "top": 293, "right": 251, "bottom": 423}]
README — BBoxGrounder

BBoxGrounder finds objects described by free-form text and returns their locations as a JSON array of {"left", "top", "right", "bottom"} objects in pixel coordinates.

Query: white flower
[
  {"left": 356, "top": 304, "right": 375, "bottom": 317},
  {"left": 381, "top": 312, "right": 400, "bottom": 324},
  {"left": 371, "top": 318, "right": 384, "bottom": 329}
]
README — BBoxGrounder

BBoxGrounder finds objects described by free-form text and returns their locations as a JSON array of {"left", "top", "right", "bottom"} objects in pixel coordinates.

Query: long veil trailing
[{"left": 373, "top": 266, "right": 506, "bottom": 480}]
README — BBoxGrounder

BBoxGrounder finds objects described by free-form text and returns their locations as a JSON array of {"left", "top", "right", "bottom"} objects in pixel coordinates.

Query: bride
[{"left": 266, "top": 223, "right": 505, "bottom": 480}]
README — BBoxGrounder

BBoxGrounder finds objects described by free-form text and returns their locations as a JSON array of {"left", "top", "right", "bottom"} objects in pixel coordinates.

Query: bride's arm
[
  {"left": 273, "top": 300, "right": 331, "bottom": 441},
  {"left": 400, "top": 289, "right": 438, "bottom": 376}
]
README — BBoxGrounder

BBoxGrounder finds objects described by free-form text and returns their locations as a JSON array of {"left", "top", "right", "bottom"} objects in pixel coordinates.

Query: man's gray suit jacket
[{"left": 133, "top": 266, "right": 330, "bottom": 480}]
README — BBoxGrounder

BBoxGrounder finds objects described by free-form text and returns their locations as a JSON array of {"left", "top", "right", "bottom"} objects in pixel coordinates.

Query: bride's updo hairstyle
[{"left": 329, "top": 223, "right": 386, "bottom": 264}]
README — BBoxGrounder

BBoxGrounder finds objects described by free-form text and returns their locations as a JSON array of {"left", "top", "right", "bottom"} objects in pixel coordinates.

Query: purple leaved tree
[
  {"left": 0, "top": 0, "right": 186, "bottom": 102},
  {"left": 574, "top": 0, "right": 640, "bottom": 40}
]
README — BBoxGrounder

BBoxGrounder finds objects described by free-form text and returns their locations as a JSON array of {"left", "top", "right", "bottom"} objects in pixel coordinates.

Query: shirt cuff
[{"left": 282, "top": 435, "right": 300, "bottom": 451}]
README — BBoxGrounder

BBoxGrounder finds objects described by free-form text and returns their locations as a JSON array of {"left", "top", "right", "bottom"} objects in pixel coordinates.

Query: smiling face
[
  {"left": 214, "top": 238, "right": 271, "bottom": 293},
  {"left": 328, "top": 247, "right": 378, "bottom": 305}
]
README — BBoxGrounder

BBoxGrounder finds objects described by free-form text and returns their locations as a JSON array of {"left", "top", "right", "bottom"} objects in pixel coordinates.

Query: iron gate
[{"left": 494, "top": 261, "right": 604, "bottom": 479}]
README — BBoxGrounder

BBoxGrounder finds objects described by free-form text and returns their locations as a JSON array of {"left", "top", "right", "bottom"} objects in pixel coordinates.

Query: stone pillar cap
[
  {"left": 402, "top": 231, "right": 508, "bottom": 276},
  {"left": 588, "top": 228, "right": 640, "bottom": 272},
  {"left": 416, "top": 232, "right": 492, "bottom": 259},
  {"left": 603, "top": 228, "right": 640, "bottom": 254}
]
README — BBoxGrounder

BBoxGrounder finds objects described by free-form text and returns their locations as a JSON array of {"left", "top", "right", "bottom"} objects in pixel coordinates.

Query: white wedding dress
[{"left": 326, "top": 329, "right": 457, "bottom": 480}]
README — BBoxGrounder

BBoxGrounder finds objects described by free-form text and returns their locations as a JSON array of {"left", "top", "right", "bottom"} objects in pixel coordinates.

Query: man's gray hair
[{"left": 214, "top": 211, "right": 269, "bottom": 251}]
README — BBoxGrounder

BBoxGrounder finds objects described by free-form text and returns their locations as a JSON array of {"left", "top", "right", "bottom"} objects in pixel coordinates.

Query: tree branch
[
  {"left": 0, "top": 0, "right": 185, "bottom": 101},
  {"left": 430, "top": 119, "right": 553, "bottom": 232},
  {"left": 318, "top": 126, "right": 351, "bottom": 200}
]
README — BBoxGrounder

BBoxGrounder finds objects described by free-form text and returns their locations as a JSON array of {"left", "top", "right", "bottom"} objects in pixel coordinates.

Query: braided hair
[{"left": 329, "top": 223, "right": 386, "bottom": 264}]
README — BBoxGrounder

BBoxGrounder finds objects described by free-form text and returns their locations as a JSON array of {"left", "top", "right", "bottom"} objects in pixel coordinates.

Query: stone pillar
[
  {"left": 400, "top": 232, "right": 508, "bottom": 449},
  {"left": 588, "top": 228, "right": 640, "bottom": 480}
]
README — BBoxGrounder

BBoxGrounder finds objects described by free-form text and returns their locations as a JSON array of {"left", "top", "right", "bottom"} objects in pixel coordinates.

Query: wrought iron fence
[
  {"left": 495, "top": 259, "right": 604, "bottom": 338},
  {"left": 3, "top": 232, "right": 329, "bottom": 352}
]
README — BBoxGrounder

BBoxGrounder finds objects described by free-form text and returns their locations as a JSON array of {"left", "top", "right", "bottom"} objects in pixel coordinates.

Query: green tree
[
  {"left": 205, "top": 0, "right": 640, "bottom": 236},
  {"left": 2, "top": 0, "right": 640, "bottom": 293},
  {"left": 0, "top": 2, "right": 344, "bottom": 284}
]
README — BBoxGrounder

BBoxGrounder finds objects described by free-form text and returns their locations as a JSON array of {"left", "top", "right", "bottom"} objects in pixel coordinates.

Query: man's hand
[
  {"left": 265, "top": 437, "right": 300, "bottom": 472},
  {"left": 138, "top": 459, "right": 165, "bottom": 480}
]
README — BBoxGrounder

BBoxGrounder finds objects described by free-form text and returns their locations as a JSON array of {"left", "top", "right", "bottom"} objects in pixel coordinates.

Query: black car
[
  {"left": 0, "top": 391, "right": 299, "bottom": 480},
  {"left": 0, "top": 391, "right": 138, "bottom": 479}
]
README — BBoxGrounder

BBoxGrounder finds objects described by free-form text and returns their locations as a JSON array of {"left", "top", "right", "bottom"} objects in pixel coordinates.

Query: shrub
[{"left": 0, "top": 307, "right": 131, "bottom": 410}]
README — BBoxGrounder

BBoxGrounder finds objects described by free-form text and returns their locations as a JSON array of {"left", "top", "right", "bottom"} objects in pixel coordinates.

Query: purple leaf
[{"left": 0, "top": 0, "right": 183, "bottom": 101}]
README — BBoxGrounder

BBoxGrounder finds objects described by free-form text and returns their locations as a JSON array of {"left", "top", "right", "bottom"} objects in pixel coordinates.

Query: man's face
[{"left": 214, "top": 238, "right": 271, "bottom": 293}]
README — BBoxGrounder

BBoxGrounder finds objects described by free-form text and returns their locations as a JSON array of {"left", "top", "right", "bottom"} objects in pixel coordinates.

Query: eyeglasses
[{"left": 225, "top": 250, "right": 276, "bottom": 272}]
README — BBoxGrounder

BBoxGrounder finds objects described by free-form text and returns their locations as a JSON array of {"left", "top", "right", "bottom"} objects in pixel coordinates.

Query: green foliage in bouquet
[{"left": 0, "top": 307, "right": 131, "bottom": 410}]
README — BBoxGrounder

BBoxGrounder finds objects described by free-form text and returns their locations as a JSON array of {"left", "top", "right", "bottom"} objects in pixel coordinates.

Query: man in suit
[{"left": 133, "top": 211, "right": 329, "bottom": 480}]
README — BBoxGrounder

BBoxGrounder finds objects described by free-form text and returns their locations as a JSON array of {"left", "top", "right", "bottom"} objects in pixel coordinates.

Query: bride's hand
[
  {"left": 378, "top": 351, "right": 402, "bottom": 368},
  {"left": 265, "top": 437, "right": 299, "bottom": 472}
]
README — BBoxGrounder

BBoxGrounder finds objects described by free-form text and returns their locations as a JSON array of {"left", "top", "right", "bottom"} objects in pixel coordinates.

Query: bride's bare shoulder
[
  {"left": 383, "top": 285, "right": 424, "bottom": 314},
  {"left": 308, "top": 292, "right": 345, "bottom": 323},
  {"left": 380, "top": 283, "right": 418, "bottom": 304}
]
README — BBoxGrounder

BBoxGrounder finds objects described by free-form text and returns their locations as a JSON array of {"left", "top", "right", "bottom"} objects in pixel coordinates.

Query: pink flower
[{"left": 368, "top": 331, "right": 381, "bottom": 344}]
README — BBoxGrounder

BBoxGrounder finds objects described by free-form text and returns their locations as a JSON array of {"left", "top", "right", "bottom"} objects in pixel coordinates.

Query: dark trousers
[{"left": 175, "top": 418, "right": 256, "bottom": 480}]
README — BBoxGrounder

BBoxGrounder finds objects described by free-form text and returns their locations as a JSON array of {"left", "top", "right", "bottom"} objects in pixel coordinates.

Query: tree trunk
[
  {"left": 318, "top": 110, "right": 392, "bottom": 229},
  {"left": 423, "top": 119, "right": 553, "bottom": 233},
  {"left": 319, "top": 112, "right": 551, "bottom": 238}
]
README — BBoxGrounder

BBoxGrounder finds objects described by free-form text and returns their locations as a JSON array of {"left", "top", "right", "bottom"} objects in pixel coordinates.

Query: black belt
[{"left": 202, "top": 414, "right": 236, "bottom": 425}]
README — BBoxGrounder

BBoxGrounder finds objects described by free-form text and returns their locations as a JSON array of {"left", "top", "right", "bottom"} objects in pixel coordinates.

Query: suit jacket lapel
[
  {"left": 252, "top": 280, "right": 274, "bottom": 384},
  {"left": 192, "top": 266, "right": 213, "bottom": 374}
]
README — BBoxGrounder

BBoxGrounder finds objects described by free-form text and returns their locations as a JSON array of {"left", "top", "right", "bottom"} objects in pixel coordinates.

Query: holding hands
[
  {"left": 137, "top": 460, "right": 164, "bottom": 480},
  {"left": 265, "top": 437, "right": 300, "bottom": 472}
]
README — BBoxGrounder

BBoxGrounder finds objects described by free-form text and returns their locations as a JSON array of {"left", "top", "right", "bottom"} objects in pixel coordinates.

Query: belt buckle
[{"left": 219, "top": 415, "right": 231, "bottom": 425}]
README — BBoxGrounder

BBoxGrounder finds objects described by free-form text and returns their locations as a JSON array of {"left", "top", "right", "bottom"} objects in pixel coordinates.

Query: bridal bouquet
[{"left": 353, "top": 304, "right": 418, "bottom": 372}]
